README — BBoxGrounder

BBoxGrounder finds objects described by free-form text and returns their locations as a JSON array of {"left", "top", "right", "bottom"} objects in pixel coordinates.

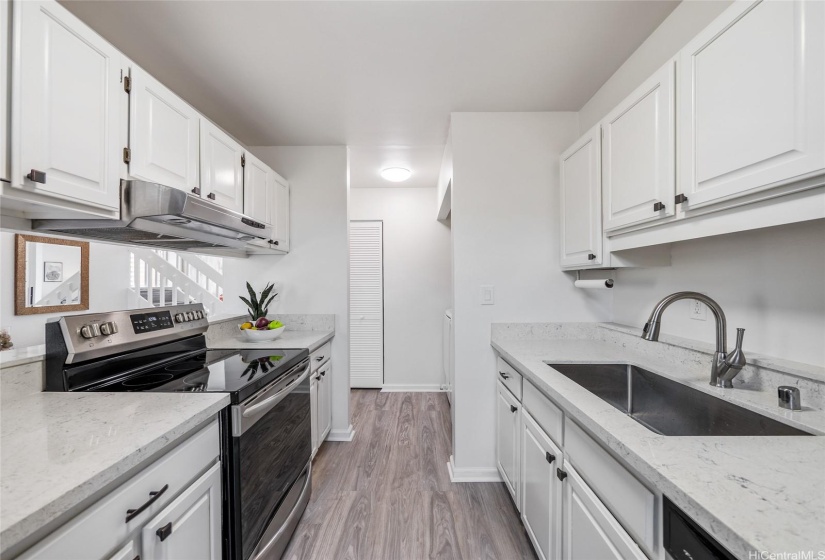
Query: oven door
[{"left": 231, "top": 359, "right": 311, "bottom": 560}]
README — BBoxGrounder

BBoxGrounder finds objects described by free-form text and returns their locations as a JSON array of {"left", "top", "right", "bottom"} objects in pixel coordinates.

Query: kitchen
[{"left": 0, "top": 1, "right": 823, "bottom": 560}]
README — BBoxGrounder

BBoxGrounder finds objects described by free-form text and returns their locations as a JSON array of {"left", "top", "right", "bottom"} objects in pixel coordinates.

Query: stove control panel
[{"left": 53, "top": 303, "right": 209, "bottom": 364}]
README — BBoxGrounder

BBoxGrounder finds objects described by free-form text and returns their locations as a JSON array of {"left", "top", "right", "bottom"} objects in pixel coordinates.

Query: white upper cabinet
[
  {"left": 602, "top": 60, "right": 676, "bottom": 232},
  {"left": 271, "top": 173, "right": 290, "bottom": 251},
  {"left": 679, "top": 0, "right": 825, "bottom": 209},
  {"left": 560, "top": 125, "right": 602, "bottom": 268},
  {"left": 12, "top": 0, "right": 121, "bottom": 210},
  {"left": 242, "top": 150, "right": 271, "bottom": 225},
  {"left": 128, "top": 65, "right": 199, "bottom": 193},
  {"left": 200, "top": 120, "right": 244, "bottom": 212}
]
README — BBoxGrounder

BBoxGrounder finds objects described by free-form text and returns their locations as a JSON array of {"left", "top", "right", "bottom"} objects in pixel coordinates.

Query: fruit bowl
[{"left": 239, "top": 325, "right": 285, "bottom": 342}]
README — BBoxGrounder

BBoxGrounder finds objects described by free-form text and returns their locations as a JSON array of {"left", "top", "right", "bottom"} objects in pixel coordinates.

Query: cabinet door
[
  {"left": 521, "top": 410, "right": 563, "bottom": 560},
  {"left": 199, "top": 120, "right": 244, "bottom": 212},
  {"left": 562, "top": 465, "right": 646, "bottom": 560},
  {"left": 13, "top": 0, "right": 121, "bottom": 209},
  {"left": 602, "top": 60, "right": 676, "bottom": 232},
  {"left": 310, "top": 374, "right": 319, "bottom": 457},
  {"left": 679, "top": 0, "right": 825, "bottom": 209},
  {"left": 142, "top": 462, "right": 222, "bottom": 560},
  {"left": 318, "top": 362, "right": 332, "bottom": 441},
  {"left": 560, "top": 126, "right": 602, "bottom": 267},
  {"left": 271, "top": 174, "right": 290, "bottom": 251},
  {"left": 242, "top": 151, "right": 271, "bottom": 225},
  {"left": 1, "top": 0, "right": 9, "bottom": 181},
  {"left": 496, "top": 381, "right": 520, "bottom": 508},
  {"left": 128, "top": 65, "right": 199, "bottom": 193}
]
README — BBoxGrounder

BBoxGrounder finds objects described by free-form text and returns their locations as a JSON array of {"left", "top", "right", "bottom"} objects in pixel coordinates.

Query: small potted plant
[{"left": 238, "top": 282, "right": 285, "bottom": 341}]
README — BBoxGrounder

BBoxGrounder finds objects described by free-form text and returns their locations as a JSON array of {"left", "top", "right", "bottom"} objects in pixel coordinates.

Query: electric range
[{"left": 45, "top": 303, "right": 312, "bottom": 560}]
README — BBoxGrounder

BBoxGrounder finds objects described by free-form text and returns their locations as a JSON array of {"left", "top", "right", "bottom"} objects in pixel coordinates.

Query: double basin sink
[{"left": 545, "top": 363, "right": 810, "bottom": 437}]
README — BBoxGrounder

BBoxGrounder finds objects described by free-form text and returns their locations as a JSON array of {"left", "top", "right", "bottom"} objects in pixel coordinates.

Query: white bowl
[{"left": 239, "top": 325, "right": 285, "bottom": 342}]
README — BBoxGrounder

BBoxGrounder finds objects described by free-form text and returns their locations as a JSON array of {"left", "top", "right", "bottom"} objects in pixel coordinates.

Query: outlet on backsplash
[{"left": 689, "top": 299, "right": 707, "bottom": 321}]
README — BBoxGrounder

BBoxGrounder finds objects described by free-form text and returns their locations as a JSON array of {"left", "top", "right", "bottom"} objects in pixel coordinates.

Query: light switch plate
[
  {"left": 481, "top": 285, "right": 495, "bottom": 305},
  {"left": 689, "top": 299, "right": 706, "bottom": 321}
]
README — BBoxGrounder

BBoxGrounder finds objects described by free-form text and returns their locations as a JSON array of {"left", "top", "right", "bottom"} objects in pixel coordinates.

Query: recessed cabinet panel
[
  {"left": 496, "top": 381, "right": 521, "bottom": 508},
  {"left": 602, "top": 60, "right": 676, "bottom": 232},
  {"left": 200, "top": 120, "right": 244, "bottom": 212},
  {"left": 129, "top": 66, "right": 199, "bottom": 192},
  {"left": 521, "top": 410, "right": 563, "bottom": 560},
  {"left": 560, "top": 126, "right": 601, "bottom": 268},
  {"left": 680, "top": 0, "right": 825, "bottom": 208},
  {"left": 243, "top": 151, "right": 271, "bottom": 225},
  {"left": 14, "top": 0, "right": 121, "bottom": 209}
]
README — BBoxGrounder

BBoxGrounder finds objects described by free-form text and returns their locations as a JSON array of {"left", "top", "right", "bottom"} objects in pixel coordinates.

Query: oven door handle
[{"left": 241, "top": 364, "right": 310, "bottom": 419}]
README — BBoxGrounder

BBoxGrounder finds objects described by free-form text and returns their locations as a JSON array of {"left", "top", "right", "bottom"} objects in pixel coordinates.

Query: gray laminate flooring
[{"left": 283, "top": 390, "right": 537, "bottom": 560}]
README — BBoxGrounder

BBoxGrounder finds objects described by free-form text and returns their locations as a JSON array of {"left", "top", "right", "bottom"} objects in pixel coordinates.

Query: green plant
[{"left": 239, "top": 282, "right": 277, "bottom": 321}]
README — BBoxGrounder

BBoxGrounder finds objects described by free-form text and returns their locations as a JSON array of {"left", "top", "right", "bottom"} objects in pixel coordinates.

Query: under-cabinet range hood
[{"left": 33, "top": 180, "right": 270, "bottom": 257}]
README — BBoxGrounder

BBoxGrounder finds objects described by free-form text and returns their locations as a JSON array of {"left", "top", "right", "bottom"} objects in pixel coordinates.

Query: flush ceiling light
[{"left": 380, "top": 167, "right": 412, "bottom": 182}]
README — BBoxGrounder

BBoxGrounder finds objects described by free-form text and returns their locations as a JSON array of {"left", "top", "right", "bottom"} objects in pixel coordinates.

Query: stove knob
[
  {"left": 80, "top": 323, "right": 101, "bottom": 339},
  {"left": 175, "top": 313, "right": 185, "bottom": 323},
  {"left": 186, "top": 312, "right": 194, "bottom": 321},
  {"left": 195, "top": 311, "right": 203, "bottom": 320},
  {"left": 100, "top": 322, "right": 118, "bottom": 336}
]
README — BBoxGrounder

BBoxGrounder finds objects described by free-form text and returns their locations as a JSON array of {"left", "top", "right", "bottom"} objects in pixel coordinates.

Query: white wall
[
  {"left": 349, "top": 188, "right": 451, "bottom": 390},
  {"left": 0, "top": 232, "right": 132, "bottom": 347},
  {"left": 221, "top": 146, "right": 352, "bottom": 437},
  {"left": 578, "top": 0, "right": 732, "bottom": 132},
  {"left": 450, "top": 112, "right": 612, "bottom": 474},
  {"left": 613, "top": 220, "right": 825, "bottom": 367}
]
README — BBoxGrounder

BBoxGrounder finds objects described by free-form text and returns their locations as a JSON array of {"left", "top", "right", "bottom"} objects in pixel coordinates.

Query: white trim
[
  {"left": 381, "top": 384, "right": 445, "bottom": 393},
  {"left": 326, "top": 425, "right": 355, "bottom": 442},
  {"left": 447, "top": 455, "right": 502, "bottom": 483}
]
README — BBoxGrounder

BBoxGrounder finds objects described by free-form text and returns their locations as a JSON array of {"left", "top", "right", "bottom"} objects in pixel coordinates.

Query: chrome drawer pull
[{"left": 125, "top": 484, "right": 168, "bottom": 523}]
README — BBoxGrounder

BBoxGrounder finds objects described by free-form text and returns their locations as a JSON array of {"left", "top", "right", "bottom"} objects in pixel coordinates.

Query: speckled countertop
[
  {"left": 207, "top": 330, "right": 333, "bottom": 353},
  {"left": 0, "top": 392, "right": 229, "bottom": 557},
  {"left": 491, "top": 323, "right": 825, "bottom": 558}
]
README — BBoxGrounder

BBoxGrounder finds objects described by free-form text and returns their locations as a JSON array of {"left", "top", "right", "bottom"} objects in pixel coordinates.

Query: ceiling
[{"left": 61, "top": 0, "right": 678, "bottom": 187}]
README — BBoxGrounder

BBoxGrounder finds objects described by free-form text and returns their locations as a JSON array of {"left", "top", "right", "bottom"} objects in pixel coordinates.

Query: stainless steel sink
[{"left": 545, "top": 363, "right": 810, "bottom": 437}]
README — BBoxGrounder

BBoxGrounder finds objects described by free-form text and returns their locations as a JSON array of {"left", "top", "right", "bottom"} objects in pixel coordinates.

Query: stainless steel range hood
[{"left": 33, "top": 180, "right": 270, "bottom": 257}]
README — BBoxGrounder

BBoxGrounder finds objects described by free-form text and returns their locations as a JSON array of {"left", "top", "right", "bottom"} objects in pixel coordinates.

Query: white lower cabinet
[
  {"left": 497, "top": 360, "right": 659, "bottom": 560},
  {"left": 496, "top": 380, "right": 521, "bottom": 507},
  {"left": 141, "top": 462, "right": 222, "bottom": 560},
  {"left": 18, "top": 420, "right": 221, "bottom": 560},
  {"left": 562, "top": 464, "right": 647, "bottom": 560},
  {"left": 317, "top": 360, "right": 333, "bottom": 442},
  {"left": 310, "top": 348, "right": 333, "bottom": 458},
  {"left": 520, "top": 410, "right": 563, "bottom": 560}
]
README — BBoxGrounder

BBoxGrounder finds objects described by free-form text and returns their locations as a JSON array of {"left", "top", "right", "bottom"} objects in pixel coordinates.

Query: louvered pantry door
[{"left": 350, "top": 221, "right": 384, "bottom": 388}]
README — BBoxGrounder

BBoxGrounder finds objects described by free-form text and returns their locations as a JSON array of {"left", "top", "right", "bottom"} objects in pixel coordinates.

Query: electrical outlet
[{"left": 689, "top": 299, "right": 707, "bottom": 321}]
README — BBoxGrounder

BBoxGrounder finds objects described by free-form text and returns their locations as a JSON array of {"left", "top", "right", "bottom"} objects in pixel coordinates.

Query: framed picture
[{"left": 44, "top": 262, "right": 63, "bottom": 282}]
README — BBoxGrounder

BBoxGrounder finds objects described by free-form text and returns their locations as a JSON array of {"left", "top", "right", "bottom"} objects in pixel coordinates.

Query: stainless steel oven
[{"left": 227, "top": 357, "right": 312, "bottom": 560}]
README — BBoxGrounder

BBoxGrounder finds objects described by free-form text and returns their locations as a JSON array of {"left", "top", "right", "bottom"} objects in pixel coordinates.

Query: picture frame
[{"left": 44, "top": 261, "right": 64, "bottom": 282}]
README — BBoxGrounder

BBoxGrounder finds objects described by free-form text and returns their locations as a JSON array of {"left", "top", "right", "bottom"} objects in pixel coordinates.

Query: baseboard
[
  {"left": 447, "top": 455, "right": 502, "bottom": 483},
  {"left": 326, "top": 424, "right": 355, "bottom": 442},
  {"left": 381, "top": 384, "right": 445, "bottom": 392}
]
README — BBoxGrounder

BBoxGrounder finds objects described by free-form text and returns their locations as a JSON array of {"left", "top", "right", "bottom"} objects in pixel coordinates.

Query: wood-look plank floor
[{"left": 283, "top": 391, "right": 537, "bottom": 560}]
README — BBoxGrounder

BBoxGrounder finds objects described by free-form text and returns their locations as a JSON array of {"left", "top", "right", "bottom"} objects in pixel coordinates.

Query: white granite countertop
[
  {"left": 208, "top": 330, "right": 334, "bottom": 353},
  {"left": 491, "top": 329, "right": 825, "bottom": 558},
  {"left": 0, "top": 392, "right": 229, "bottom": 557}
]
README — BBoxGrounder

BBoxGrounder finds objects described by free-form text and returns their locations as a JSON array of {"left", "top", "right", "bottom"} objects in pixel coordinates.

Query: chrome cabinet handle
[
  {"left": 207, "top": 192, "right": 216, "bottom": 200},
  {"left": 191, "top": 187, "right": 201, "bottom": 195},
  {"left": 588, "top": 253, "right": 596, "bottom": 261},
  {"left": 556, "top": 468, "right": 568, "bottom": 481},
  {"left": 653, "top": 201, "right": 665, "bottom": 212},
  {"left": 509, "top": 404, "right": 517, "bottom": 413},
  {"left": 499, "top": 371, "right": 509, "bottom": 379},
  {"left": 126, "top": 484, "right": 168, "bottom": 522},
  {"left": 316, "top": 356, "right": 325, "bottom": 362},
  {"left": 545, "top": 452, "right": 555, "bottom": 464}
]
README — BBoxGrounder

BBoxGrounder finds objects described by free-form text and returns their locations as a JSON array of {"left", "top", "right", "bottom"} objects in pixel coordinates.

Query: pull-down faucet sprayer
[{"left": 641, "top": 292, "right": 746, "bottom": 388}]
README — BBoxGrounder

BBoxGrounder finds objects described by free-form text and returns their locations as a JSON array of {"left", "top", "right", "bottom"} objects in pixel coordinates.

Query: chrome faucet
[{"left": 641, "top": 292, "right": 746, "bottom": 388}]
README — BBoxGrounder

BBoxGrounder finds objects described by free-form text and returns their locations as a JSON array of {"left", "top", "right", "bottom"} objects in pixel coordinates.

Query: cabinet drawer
[
  {"left": 19, "top": 419, "right": 220, "bottom": 560},
  {"left": 523, "top": 380, "right": 563, "bottom": 448},
  {"left": 310, "top": 341, "right": 332, "bottom": 372},
  {"left": 564, "top": 419, "right": 656, "bottom": 556},
  {"left": 496, "top": 357, "right": 522, "bottom": 400}
]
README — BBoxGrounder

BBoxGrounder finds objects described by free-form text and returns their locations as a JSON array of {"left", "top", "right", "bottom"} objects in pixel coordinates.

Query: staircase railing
[{"left": 129, "top": 249, "right": 223, "bottom": 316}]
